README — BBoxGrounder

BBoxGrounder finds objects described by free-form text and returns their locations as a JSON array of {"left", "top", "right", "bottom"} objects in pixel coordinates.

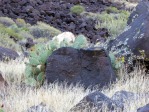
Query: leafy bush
[
  {"left": 0, "top": 17, "right": 15, "bottom": 27},
  {"left": 70, "top": 5, "right": 85, "bottom": 15},
  {"left": 29, "top": 22, "right": 61, "bottom": 38},
  {"left": 25, "top": 34, "right": 88, "bottom": 87}
]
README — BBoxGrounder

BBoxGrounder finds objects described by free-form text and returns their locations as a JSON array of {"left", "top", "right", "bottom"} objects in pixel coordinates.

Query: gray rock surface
[
  {"left": 69, "top": 91, "right": 123, "bottom": 112},
  {"left": 137, "top": 103, "right": 149, "bottom": 112},
  {"left": 0, "top": 46, "right": 19, "bottom": 61},
  {"left": 108, "top": 0, "right": 149, "bottom": 62}
]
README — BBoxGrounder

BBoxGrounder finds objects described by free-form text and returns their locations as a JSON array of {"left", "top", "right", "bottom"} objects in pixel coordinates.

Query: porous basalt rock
[
  {"left": 0, "top": 46, "right": 19, "bottom": 61},
  {"left": 45, "top": 47, "right": 116, "bottom": 89},
  {"left": 0, "top": 0, "right": 122, "bottom": 42},
  {"left": 108, "top": 0, "right": 149, "bottom": 64}
]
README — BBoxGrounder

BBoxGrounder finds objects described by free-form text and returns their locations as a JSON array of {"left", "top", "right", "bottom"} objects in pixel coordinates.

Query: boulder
[
  {"left": 108, "top": 0, "right": 149, "bottom": 61},
  {"left": 27, "top": 102, "right": 53, "bottom": 112},
  {"left": 137, "top": 103, "right": 149, "bottom": 112},
  {"left": 0, "top": 46, "right": 19, "bottom": 61},
  {"left": 111, "top": 90, "right": 138, "bottom": 107},
  {"left": 69, "top": 91, "right": 123, "bottom": 112},
  {"left": 127, "top": 0, "right": 148, "bottom": 25},
  {"left": 45, "top": 47, "right": 116, "bottom": 89}
]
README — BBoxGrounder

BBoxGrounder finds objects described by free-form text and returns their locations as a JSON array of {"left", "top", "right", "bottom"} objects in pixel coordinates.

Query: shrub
[
  {"left": 29, "top": 22, "right": 61, "bottom": 38},
  {"left": 0, "top": 24, "right": 24, "bottom": 41},
  {"left": 25, "top": 34, "right": 88, "bottom": 87},
  {"left": 18, "top": 30, "right": 34, "bottom": 39},
  {"left": 15, "top": 18, "right": 31, "bottom": 28},
  {"left": 29, "top": 26, "right": 51, "bottom": 38},
  {"left": 5, "top": 28, "right": 23, "bottom": 40},
  {"left": 15, "top": 18, "right": 27, "bottom": 27},
  {"left": 95, "top": 10, "right": 130, "bottom": 38},
  {"left": 70, "top": 5, "right": 85, "bottom": 15},
  {"left": 0, "top": 17, "right": 15, "bottom": 27},
  {"left": 82, "top": 9, "right": 130, "bottom": 39}
]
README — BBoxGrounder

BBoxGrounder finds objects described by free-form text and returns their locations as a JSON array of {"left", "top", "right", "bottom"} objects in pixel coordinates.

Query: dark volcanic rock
[
  {"left": 111, "top": 90, "right": 140, "bottom": 108},
  {"left": 127, "top": 0, "right": 148, "bottom": 25},
  {"left": 137, "top": 103, "right": 149, "bottom": 112},
  {"left": 108, "top": 0, "right": 149, "bottom": 63},
  {"left": 0, "top": 46, "right": 19, "bottom": 61},
  {"left": 69, "top": 91, "right": 123, "bottom": 112},
  {"left": 45, "top": 47, "right": 116, "bottom": 89},
  {"left": 0, "top": 0, "right": 114, "bottom": 42},
  {"left": 111, "top": 90, "right": 136, "bottom": 103}
]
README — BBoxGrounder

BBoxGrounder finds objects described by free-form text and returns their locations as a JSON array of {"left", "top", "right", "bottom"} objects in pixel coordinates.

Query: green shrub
[
  {"left": 82, "top": 9, "right": 130, "bottom": 39},
  {"left": 15, "top": 18, "right": 27, "bottom": 27},
  {"left": 70, "top": 5, "right": 85, "bottom": 15},
  {"left": 95, "top": 11, "right": 130, "bottom": 39},
  {"left": 0, "top": 24, "right": 24, "bottom": 41},
  {"left": 29, "top": 22, "right": 61, "bottom": 38},
  {"left": 0, "top": 17, "right": 15, "bottom": 27},
  {"left": 25, "top": 34, "right": 88, "bottom": 87}
]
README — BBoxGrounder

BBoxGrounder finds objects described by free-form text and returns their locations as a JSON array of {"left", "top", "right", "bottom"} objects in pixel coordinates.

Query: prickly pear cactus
[
  {"left": 72, "top": 35, "right": 88, "bottom": 48},
  {"left": 25, "top": 34, "right": 88, "bottom": 87},
  {"left": 25, "top": 43, "right": 52, "bottom": 87},
  {"left": 0, "top": 108, "right": 4, "bottom": 112},
  {"left": 109, "top": 51, "right": 125, "bottom": 70}
]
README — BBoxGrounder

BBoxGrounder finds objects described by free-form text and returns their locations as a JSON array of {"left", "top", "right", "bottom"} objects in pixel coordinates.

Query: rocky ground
[
  {"left": 0, "top": 0, "right": 149, "bottom": 112},
  {"left": 0, "top": 0, "right": 136, "bottom": 42}
]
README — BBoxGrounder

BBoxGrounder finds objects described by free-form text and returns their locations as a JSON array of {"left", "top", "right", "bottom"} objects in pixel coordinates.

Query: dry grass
[{"left": 0, "top": 59, "right": 148, "bottom": 112}]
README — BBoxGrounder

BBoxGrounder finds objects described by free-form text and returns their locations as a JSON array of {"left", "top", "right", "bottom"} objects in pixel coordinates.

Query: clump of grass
[
  {"left": 106, "top": 6, "right": 120, "bottom": 13},
  {"left": 29, "top": 22, "right": 61, "bottom": 39},
  {"left": 0, "top": 24, "right": 24, "bottom": 41},
  {"left": 18, "top": 30, "right": 34, "bottom": 39},
  {"left": 95, "top": 10, "right": 130, "bottom": 38},
  {"left": 0, "top": 59, "right": 148, "bottom": 112},
  {"left": 70, "top": 5, "right": 85, "bottom": 15},
  {"left": 0, "top": 17, "right": 15, "bottom": 27},
  {"left": 82, "top": 9, "right": 130, "bottom": 39},
  {"left": 0, "top": 31, "right": 21, "bottom": 51},
  {"left": 15, "top": 18, "right": 30, "bottom": 28},
  {"left": 0, "top": 58, "right": 26, "bottom": 85}
]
